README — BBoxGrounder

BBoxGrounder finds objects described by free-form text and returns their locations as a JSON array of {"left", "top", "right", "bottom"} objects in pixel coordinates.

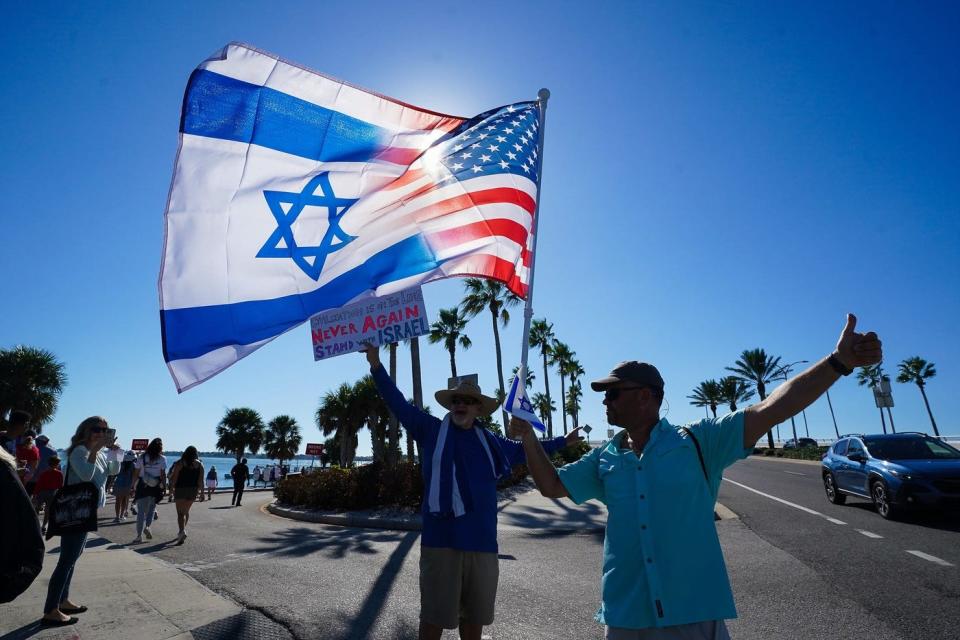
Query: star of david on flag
[
  {"left": 159, "top": 43, "right": 545, "bottom": 391},
  {"left": 503, "top": 365, "right": 546, "bottom": 433}
]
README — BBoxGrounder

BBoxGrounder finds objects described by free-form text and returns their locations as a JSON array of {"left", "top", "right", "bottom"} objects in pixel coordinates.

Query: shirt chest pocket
[
  {"left": 649, "top": 441, "right": 709, "bottom": 499},
  {"left": 598, "top": 457, "right": 636, "bottom": 503}
]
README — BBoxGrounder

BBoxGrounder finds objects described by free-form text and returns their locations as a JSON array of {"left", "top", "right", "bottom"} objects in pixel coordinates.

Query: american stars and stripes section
[{"left": 159, "top": 42, "right": 543, "bottom": 391}]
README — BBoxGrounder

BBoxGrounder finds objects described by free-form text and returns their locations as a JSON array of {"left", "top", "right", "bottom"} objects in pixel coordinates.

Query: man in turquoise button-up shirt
[{"left": 512, "top": 315, "right": 882, "bottom": 639}]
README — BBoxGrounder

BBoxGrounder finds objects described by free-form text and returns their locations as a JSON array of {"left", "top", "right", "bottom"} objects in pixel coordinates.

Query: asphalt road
[
  {"left": 719, "top": 456, "right": 960, "bottom": 640},
  {"left": 92, "top": 490, "right": 606, "bottom": 640}
]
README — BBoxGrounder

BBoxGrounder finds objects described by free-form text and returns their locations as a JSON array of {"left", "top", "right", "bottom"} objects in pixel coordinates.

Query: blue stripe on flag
[
  {"left": 181, "top": 70, "right": 392, "bottom": 163},
  {"left": 161, "top": 235, "right": 438, "bottom": 362}
]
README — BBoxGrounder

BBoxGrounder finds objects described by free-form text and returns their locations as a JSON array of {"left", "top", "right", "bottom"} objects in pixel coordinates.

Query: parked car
[
  {"left": 821, "top": 433, "right": 960, "bottom": 519},
  {"left": 784, "top": 438, "right": 819, "bottom": 450}
]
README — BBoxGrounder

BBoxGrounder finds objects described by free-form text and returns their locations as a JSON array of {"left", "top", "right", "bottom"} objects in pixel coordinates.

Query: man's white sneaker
[
  {"left": 144, "top": 528, "right": 153, "bottom": 540},
  {"left": 132, "top": 536, "right": 143, "bottom": 544}
]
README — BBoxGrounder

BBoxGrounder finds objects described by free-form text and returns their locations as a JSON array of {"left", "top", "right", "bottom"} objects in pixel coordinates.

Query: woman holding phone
[
  {"left": 169, "top": 446, "right": 204, "bottom": 544},
  {"left": 41, "top": 416, "right": 120, "bottom": 627}
]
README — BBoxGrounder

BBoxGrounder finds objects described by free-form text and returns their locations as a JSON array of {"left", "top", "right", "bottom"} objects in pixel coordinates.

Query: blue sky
[{"left": 2, "top": 2, "right": 958, "bottom": 455}]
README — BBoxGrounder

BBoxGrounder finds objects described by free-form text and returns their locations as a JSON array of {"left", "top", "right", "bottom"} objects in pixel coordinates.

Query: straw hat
[{"left": 435, "top": 380, "right": 500, "bottom": 416}]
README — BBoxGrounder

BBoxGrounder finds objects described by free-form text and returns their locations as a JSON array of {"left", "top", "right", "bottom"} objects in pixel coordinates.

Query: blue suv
[{"left": 821, "top": 433, "right": 960, "bottom": 519}]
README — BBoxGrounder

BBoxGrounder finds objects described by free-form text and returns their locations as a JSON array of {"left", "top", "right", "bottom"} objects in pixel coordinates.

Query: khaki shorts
[{"left": 419, "top": 546, "right": 499, "bottom": 628}]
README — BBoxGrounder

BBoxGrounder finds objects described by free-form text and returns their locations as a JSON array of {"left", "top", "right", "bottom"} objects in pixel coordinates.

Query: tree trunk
[
  {"left": 449, "top": 345, "right": 457, "bottom": 378},
  {"left": 491, "top": 309, "right": 508, "bottom": 429},
  {"left": 790, "top": 416, "right": 798, "bottom": 443},
  {"left": 410, "top": 337, "right": 423, "bottom": 463},
  {"left": 387, "top": 343, "right": 400, "bottom": 467},
  {"left": 559, "top": 372, "right": 568, "bottom": 435},
  {"left": 542, "top": 351, "right": 554, "bottom": 438},
  {"left": 918, "top": 383, "right": 940, "bottom": 437},
  {"left": 757, "top": 383, "right": 774, "bottom": 449},
  {"left": 710, "top": 404, "right": 717, "bottom": 419}
]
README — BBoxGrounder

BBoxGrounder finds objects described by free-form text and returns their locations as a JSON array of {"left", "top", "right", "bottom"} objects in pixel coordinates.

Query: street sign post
[{"left": 305, "top": 443, "right": 324, "bottom": 467}]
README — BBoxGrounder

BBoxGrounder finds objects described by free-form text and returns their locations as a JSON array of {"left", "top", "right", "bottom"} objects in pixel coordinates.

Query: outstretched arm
[
  {"left": 361, "top": 344, "right": 430, "bottom": 442},
  {"left": 509, "top": 418, "right": 570, "bottom": 499},
  {"left": 743, "top": 314, "right": 882, "bottom": 448}
]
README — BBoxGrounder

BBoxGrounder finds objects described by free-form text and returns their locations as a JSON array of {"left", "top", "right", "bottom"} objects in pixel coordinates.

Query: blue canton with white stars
[{"left": 432, "top": 102, "right": 542, "bottom": 184}]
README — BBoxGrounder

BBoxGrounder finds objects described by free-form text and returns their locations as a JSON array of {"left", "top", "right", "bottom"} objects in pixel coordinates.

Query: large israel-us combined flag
[{"left": 160, "top": 43, "right": 543, "bottom": 391}]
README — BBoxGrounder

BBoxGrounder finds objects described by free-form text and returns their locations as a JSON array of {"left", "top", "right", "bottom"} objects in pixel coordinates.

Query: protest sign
[
  {"left": 131, "top": 439, "right": 149, "bottom": 451},
  {"left": 305, "top": 443, "right": 324, "bottom": 456},
  {"left": 310, "top": 287, "right": 430, "bottom": 361}
]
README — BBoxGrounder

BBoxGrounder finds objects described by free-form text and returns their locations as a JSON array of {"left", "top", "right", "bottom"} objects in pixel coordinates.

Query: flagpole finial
[{"left": 538, "top": 88, "right": 550, "bottom": 101}]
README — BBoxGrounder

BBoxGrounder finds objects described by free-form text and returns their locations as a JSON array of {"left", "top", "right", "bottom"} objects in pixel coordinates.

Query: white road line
[
  {"left": 856, "top": 529, "right": 883, "bottom": 539},
  {"left": 783, "top": 471, "right": 806, "bottom": 476},
  {"left": 723, "top": 478, "right": 846, "bottom": 525},
  {"left": 906, "top": 550, "right": 954, "bottom": 567}
]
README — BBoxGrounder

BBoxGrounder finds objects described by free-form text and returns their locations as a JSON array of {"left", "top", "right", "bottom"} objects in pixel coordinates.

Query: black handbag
[{"left": 46, "top": 455, "right": 99, "bottom": 540}]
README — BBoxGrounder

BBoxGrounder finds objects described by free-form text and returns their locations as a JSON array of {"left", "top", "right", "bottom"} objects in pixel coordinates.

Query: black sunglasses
[
  {"left": 90, "top": 426, "right": 108, "bottom": 433},
  {"left": 451, "top": 395, "right": 479, "bottom": 406},
  {"left": 604, "top": 386, "right": 647, "bottom": 402}
]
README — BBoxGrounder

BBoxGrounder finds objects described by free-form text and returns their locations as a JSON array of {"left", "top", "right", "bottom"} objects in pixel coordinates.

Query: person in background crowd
[
  {"left": 32, "top": 454, "right": 64, "bottom": 534},
  {"left": 0, "top": 409, "right": 32, "bottom": 455},
  {"left": 230, "top": 458, "right": 249, "bottom": 507},
  {"left": 131, "top": 438, "right": 166, "bottom": 544},
  {"left": 42, "top": 416, "right": 120, "bottom": 626},
  {"left": 104, "top": 445, "right": 124, "bottom": 494},
  {"left": 205, "top": 465, "right": 218, "bottom": 501},
  {"left": 251, "top": 464, "right": 262, "bottom": 487},
  {"left": 17, "top": 433, "right": 41, "bottom": 490},
  {"left": 111, "top": 451, "right": 136, "bottom": 522},
  {"left": 170, "top": 446, "right": 204, "bottom": 544},
  {"left": 1, "top": 445, "right": 44, "bottom": 605},
  {"left": 34, "top": 434, "right": 58, "bottom": 475}
]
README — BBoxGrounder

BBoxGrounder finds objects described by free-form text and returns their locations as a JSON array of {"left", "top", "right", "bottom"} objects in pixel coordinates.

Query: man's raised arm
[
  {"left": 360, "top": 343, "right": 428, "bottom": 441},
  {"left": 508, "top": 417, "right": 570, "bottom": 499},
  {"left": 743, "top": 314, "right": 882, "bottom": 449}
]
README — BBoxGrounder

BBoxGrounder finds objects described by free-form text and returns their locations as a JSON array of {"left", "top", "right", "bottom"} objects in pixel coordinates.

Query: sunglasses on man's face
[
  {"left": 603, "top": 386, "right": 647, "bottom": 402},
  {"left": 451, "top": 396, "right": 479, "bottom": 406}
]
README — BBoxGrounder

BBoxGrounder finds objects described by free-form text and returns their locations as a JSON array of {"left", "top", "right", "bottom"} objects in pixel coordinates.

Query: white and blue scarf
[{"left": 427, "top": 416, "right": 513, "bottom": 518}]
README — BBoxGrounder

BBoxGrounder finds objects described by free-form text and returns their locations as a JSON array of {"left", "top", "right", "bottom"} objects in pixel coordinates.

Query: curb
[
  {"left": 267, "top": 500, "right": 735, "bottom": 529},
  {"left": 266, "top": 501, "right": 422, "bottom": 531},
  {"left": 714, "top": 502, "right": 739, "bottom": 520}
]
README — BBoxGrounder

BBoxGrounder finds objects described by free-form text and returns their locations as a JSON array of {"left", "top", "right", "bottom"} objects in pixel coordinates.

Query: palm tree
[
  {"left": 566, "top": 380, "right": 583, "bottom": 430},
  {"left": 528, "top": 319, "right": 556, "bottom": 437},
  {"left": 428, "top": 307, "right": 472, "bottom": 377},
  {"left": 382, "top": 342, "right": 402, "bottom": 465},
  {"left": 550, "top": 341, "right": 575, "bottom": 435},
  {"left": 531, "top": 392, "right": 556, "bottom": 423},
  {"left": 316, "top": 382, "right": 365, "bottom": 467},
  {"left": 688, "top": 380, "right": 723, "bottom": 418},
  {"left": 857, "top": 364, "right": 890, "bottom": 434},
  {"left": 0, "top": 345, "right": 68, "bottom": 430},
  {"left": 354, "top": 375, "right": 395, "bottom": 464},
  {"left": 896, "top": 357, "right": 939, "bottom": 437},
  {"left": 461, "top": 278, "right": 521, "bottom": 427},
  {"left": 216, "top": 408, "right": 265, "bottom": 463},
  {"left": 263, "top": 415, "right": 303, "bottom": 471},
  {"left": 719, "top": 376, "right": 755, "bottom": 412},
  {"left": 726, "top": 348, "right": 782, "bottom": 448},
  {"left": 405, "top": 337, "right": 424, "bottom": 462},
  {"left": 510, "top": 365, "right": 536, "bottom": 388}
]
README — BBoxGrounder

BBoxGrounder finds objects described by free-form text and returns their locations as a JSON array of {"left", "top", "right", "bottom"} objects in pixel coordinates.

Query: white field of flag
[{"left": 503, "top": 364, "right": 546, "bottom": 433}]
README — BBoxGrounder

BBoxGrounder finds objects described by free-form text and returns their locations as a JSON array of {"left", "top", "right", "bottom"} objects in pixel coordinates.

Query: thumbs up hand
[{"left": 834, "top": 314, "right": 882, "bottom": 369}]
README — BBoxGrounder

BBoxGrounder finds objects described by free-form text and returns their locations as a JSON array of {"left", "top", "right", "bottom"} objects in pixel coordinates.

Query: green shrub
[{"left": 763, "top": 448, "right": 775, "bottom": 456}]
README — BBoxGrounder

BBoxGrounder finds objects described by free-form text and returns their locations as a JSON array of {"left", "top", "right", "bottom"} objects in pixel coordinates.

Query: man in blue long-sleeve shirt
[{"left": 362, "top": 345, "right": 580, "bottom": 640}]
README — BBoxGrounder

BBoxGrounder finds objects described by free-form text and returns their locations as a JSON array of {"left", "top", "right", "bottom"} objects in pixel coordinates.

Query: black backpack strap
[{"left": 680, "top": 426, "right": 708, "bottom": 484}]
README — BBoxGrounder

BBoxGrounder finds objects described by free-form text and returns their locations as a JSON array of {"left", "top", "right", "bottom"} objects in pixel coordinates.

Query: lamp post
[
  {"left": 775, "top": 360, "right": 809, "bottom": 444},
  {"left": 825, "top": 389, "right": 840, "bottom": 439}
]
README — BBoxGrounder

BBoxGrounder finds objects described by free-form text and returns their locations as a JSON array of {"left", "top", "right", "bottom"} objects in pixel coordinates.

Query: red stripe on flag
[
  {"left": 412, "top": 187, "right": 536, "bottom": 224},
  {"left": 375, "top": 147, "right": 423, "bottom": 166},
  {"left": 426, "top": 219, "right": 532, "bottom": 268},
  {"left": 442, "top": 254, "right": 528, "bottom": 298},
  {"left": 382, "top": 168, "right": 426, "bottom": 191}
]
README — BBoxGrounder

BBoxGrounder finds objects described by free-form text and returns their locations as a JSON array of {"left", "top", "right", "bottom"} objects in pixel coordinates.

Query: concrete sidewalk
[{"left": 0, "top": 534, "right": 242, "bottom": 640}]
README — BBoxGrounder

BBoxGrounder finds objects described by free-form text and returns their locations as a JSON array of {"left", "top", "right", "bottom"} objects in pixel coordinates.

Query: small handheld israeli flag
[{"left": 503, "top": 364, "right": 546, "bottom": 433}]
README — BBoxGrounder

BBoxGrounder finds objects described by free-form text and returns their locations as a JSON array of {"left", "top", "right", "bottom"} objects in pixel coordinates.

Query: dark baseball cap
[{"left": 590, "top": 361, "right": 665, "bottom": 392}]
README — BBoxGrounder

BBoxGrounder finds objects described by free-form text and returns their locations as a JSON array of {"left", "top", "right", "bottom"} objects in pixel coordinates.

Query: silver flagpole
[{"left": 519, "top": 88, "right": 550, "bottom": 373}]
